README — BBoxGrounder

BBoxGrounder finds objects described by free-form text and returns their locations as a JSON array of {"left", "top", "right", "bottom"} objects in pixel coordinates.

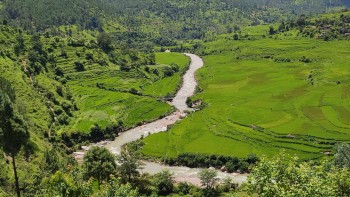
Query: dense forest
[
  {"left": 1, "top": 0, "right": 349, "bottom": 41},
  {"left": 0, "top": 0, "right": 350, "bottom": 196}
]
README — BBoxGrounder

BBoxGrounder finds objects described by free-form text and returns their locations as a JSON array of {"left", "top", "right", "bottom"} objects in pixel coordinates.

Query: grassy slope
[
  {"left": 0, "top": 26, "right": 53, "bottom": 150},
  {"left": 0, "top": 24, "right": 190, "bottom": 189},
  {"left": 62, "top": 52, "right": 189, "bottom": 133},
  {"left": 0, "top": 26, "right": 59, "bottom": 185},
  {"left": 142, "top": 17, "right": 350, "bottom": 160},
  {"left": 142, "top": 53, "right": 190, "bottom": 97}
]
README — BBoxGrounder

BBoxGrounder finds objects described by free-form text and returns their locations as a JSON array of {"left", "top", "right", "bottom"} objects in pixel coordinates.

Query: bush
[
  {"left": 129, "top": 88, "right": 141, "bottom": 95},
  {"left": 60, "top": 49, "right": 68, "bottom": 58},
  {"left": 85, "top": 52, "right": 94, "bottom": 60},
  {"left": 299, "top": 56, "right": 312, "bottom": 63},
  {"left": 163, "top": 67, "right": 175, "bottom": 77},
  {"left": 153, "top": 170, "right": 174, "bottom": 195},
  {"left": 56, "top": 85, "right": 64, "bottom": 96},
  {"left": 57, "top": 113, "right": 69, "bottom": 125},
  {"left": 68, "top": 39, "right": 84, "bottom": 47},
  {"left": 176, "top": 182, "right": 191, "bottom": 195},
  {"left": 53, "top": 106, "right": 64, "bottom": 115},
  {"left": 74, "top": 61, "right": 85, "bottom": 71}
]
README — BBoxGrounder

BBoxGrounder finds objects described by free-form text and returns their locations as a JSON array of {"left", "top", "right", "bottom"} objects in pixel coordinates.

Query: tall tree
[
  {"left": 83, "top": 146, "right": 116, "bottom": 189},
  {"left": 269, "top": 26, "right": 275, "bottom": 35},
  {"left": 198, "top": 169, "right": 218, "bottom": 191},
  {"left": 117, "top": 147, "right": 143, "bottom": 183},
  {"left": 97, "top": 32, "right": 112, "bottom": 52},
  {"left": 0, "top": 77, "right": 30, "bottom": 197},
  {"left": 153, "top": 170, "right": 174, "bottom": 195}
]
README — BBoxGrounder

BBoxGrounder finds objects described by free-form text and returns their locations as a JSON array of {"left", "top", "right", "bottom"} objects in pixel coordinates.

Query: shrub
[
  {"left": 176, "top": 182, "right": 191, "bottom": 195},
  {"left": 74, "top": 61, "right": 85, "bottom": 71}
]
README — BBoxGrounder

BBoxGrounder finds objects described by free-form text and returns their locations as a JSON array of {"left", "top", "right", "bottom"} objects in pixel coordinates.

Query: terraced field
[
  {"left": 58, "top": 51, "right": 189, "bottom": 133},
  {"left": 142, "top": 29, "right": 350, "bottom": 160}
]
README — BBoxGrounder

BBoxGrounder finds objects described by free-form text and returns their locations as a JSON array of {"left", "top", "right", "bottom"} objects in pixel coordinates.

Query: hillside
[
  {"left": 1, "top": 0, "right": 348, "bottom": 41},
  {"left": 0, "top": 22, "right": 190, "bottom": 195}
]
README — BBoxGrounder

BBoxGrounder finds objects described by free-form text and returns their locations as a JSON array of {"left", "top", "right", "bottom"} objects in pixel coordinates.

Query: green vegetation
[
  {"left": 153, "top": 170, "right": 174, "bottom": 196},
  {"left": 163, "top": 153, "right": 258, "bottom": 173},
  {"left": 64, "top": 51, "right": 189, "bottom": 134},
  {"left": 83, "top": 147, "right": 116, "bottom": 188},
  {"left": 0, "top": 13, "right": 189, "bottom": 196},
  {"left": 247, "top": 151, "right": 350, "bottom": 196},
  {"left": 1, "top": 0, "right": 348, "bottom": 41},
  {"left": 0, "top": 77, "right": 30, "bottom": 197},
  {"left": 0, "top": 0, "right": 350, "bottom": 196},
  {"left": 142, "top": 11, "right": 350, "bottom": 160},
  {"left": 198, "top": 169, "right": 218, "bottom": 191}
]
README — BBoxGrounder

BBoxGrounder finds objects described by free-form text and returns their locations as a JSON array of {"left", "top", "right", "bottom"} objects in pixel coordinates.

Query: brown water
[{"left": 73, "top": 53, "right": 248, "bottom": 185}]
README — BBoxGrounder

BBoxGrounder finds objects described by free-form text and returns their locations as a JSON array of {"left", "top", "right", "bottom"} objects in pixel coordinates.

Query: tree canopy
[
  {"left": 83, "top": 146, "right": 116, "bottom": 188},
  {"left": 247, "top": 151, "right": 350, "bottom": 197}
]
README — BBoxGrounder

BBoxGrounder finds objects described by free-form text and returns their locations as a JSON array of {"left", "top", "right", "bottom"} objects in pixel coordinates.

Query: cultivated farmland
[
  {"left": 142, "top": 26, "right": 350, "bottom": 160},
  {"left": 61, "top": 52, "right": 189, "bottom": 133}
]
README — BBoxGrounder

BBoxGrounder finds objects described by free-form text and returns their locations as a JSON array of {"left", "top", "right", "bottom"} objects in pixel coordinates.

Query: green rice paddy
[
  {"left": 60, "top": 52, "right": 189, "bottom": 133},
  {"left": 142, "top": 28, "right": 350, "bottom": 160}
]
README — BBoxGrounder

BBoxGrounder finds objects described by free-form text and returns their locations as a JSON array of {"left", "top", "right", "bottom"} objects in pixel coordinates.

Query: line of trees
[{"left": 163, "top": 152, "right": 259, "bottom": 173}]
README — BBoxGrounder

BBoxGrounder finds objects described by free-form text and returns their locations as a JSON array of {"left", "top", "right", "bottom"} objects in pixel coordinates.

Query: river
[{"left": 73, "top": 53, "right": 248, "bottom": 186}]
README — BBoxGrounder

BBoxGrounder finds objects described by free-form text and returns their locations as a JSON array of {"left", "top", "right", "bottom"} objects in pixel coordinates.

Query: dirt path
[{"left": 73, "top": 53, "right": 248, "bottom": 186}]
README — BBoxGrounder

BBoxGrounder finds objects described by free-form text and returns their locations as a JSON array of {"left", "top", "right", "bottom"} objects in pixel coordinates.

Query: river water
[{"left": 73, "top": 53, "right": 248, "bottom": 186}]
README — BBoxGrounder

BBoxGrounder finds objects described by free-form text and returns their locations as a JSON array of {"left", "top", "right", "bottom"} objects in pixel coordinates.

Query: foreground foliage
[
  {"left": 83, "top": 147, "right": 116, "bottom": 188},
  {"left": 0, "top": 77, "right": 30, "bottom": 197},
  {"left": 247, "top": 151, "right": 350, "bottom": 197}
]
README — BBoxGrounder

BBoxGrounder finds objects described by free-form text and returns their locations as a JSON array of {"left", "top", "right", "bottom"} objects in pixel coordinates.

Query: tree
[
  {"left": 247, "top": 151, "right": 350, "bottom": 197},
  {"left": 94, "top": 176, "right": 139, "bottom": 196},
  {"left": 278, "top": 21, "right": 286, "bottom": 32},
  {"left": 233, "top": 33, "right": 239, "bottom": 40},
  {"left": 14, "top": 34, "right": 25, "bottom": 56},
  {"left": 297, "top": 14, "right": 306, "bottom": 27},
  {"left": 31, "top": 34, "right": 44, "bottom": 54},
  {"left": 269, "top": 26, "right": 275, "bottom": 35},
  {"left": 176, "top": 182, "right": 193, "bottom": 195},
  {"left": 146, "top": 53, "right": 156, "bottom": 65},
  {"left": 334, "top": 143, "right": 350, "bottom": 169},
  {"left": 153, "top": 170, "right": 174, "bottom": 195},
  {"left": 45, "top": 171, "right": 79, "bottom": 197},
  {"left": 42, "top": 166, "right": 93, "bottom": 197},
  {"left": 42, "top": 149, "right": 61, "bottom": 175},
  {"left": 0, "top": 77, "right": 30, "bottom": 197},
  {"left": 198, "top": 169, "right": 218, "bottom": 190},
  {"left": 117, "top": 148, "right": 143, "bottom": 183},
  {"left": 74, "top": 61, "right": 85, "bottom": 71},
  {"left": 83, "top": 146, "right": 116, "bottom": 189},
  {"left": 97, "top": 32, "right": 112, "bottom": 51}
]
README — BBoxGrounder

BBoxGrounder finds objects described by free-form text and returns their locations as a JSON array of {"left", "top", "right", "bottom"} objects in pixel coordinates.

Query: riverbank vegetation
[{"left": 247, "top": 145, "right": 350, "bottom": 196}]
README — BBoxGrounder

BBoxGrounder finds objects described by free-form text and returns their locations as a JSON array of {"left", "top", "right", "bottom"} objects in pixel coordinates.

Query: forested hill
[
  {"left": 1, "top": 0, "right": 348, "bottom": 39},
  {"left": 342, "top": 0, "right": 350, "bottom": 7}
]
